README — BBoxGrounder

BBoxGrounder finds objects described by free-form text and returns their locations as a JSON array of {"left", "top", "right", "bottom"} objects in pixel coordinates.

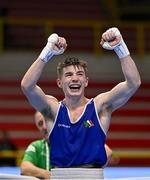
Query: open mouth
[{"left": 69, "top": 84, "right": 81, "bottom": 91}]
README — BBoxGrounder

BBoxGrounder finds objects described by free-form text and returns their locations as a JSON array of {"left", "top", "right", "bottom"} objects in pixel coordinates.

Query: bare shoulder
[
  {"left": 46, "top": 95, "right": 59, "bottom": 102},
  {"left": 94, "top": 93, "right": 112, "bottom": 132},
  {"left": 41, "top": 95, "right": 60, "bottom": 119},
  {"left": 46, "top": 95, "right": 60, "bottom": 109},
  {"left": 94, "top": 92, "right": 110, "bottom": 112}
]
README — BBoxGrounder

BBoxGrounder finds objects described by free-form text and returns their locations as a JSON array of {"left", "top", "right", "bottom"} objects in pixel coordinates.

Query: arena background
[{"left": 0, "top": 0, "right": 150, "bottom": 179}]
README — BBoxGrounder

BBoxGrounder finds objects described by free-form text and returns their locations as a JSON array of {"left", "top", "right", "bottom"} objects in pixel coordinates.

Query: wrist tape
[
  {"left": 39, "top": 33, "right": 65, "bottom": 63},
  {"left": 102, "top": 27, "right": 130, "bottom": 59},
  {"left": 39, "top": 43, "right": 65, "bottom": 63},
  {"left": 114, "top": 39, "right": 130, "bottom": 59},
  {"left": 39, "top": 43, "right": 54, "bottom": 63}
]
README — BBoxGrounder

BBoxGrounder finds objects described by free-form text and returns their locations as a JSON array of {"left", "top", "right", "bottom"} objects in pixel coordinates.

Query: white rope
[{"left": 51, "top": 168, "right": 104, "bottom": 179}]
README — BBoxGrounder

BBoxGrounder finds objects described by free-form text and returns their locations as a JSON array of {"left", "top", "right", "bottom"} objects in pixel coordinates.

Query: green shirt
[{"left": 22, "top": 139, "right": 51, "bottom": 170}]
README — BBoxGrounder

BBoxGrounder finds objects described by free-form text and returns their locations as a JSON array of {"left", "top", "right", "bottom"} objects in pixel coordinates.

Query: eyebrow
[
  {"left": 76, "top": 70, "right": 85, "bottom": 74},
  {"left": 65, "top": 72, "right": 72, "bottom": 75},
  {"left": 65, "top": 70, "right": 85, "bottom": 75}
]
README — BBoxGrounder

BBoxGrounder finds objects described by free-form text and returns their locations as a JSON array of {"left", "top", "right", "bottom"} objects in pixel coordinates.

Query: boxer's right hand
[{"left": 39, "top": 33, "right": 67, "bottom": 63}]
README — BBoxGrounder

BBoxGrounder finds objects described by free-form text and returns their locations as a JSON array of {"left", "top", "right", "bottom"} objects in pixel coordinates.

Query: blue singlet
[{"left": 49, "top": 99, "right": 107, "bottom": 168}]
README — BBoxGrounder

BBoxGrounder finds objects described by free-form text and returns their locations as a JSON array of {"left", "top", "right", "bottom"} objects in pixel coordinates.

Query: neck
[{"left": 64, "top": 96, "right": 89, "bottom": 110}]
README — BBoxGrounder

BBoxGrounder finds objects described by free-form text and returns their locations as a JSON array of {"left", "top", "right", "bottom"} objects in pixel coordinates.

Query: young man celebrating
[{"left": 21, "top": 27, "right": 141, "bottom": 179}]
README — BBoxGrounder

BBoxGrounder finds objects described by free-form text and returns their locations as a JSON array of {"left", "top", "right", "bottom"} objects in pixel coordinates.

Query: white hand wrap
[
  {"left": 39, "top": 33, "right": 64, "bottom": 63},
  {"left": 102, "top": 27, "right": 130, "bottom": 59}
]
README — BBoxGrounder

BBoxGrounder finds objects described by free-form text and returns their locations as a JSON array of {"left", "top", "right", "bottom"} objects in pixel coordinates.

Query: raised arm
[
  {"left": 108, "top": 55, "right": 141, "bottom": 111},
  {"left": 21, "top": 33, "right": 67, "bottom": 114},
  {"left": 96, "top": 27, "right": 141, "bottom": 116}
]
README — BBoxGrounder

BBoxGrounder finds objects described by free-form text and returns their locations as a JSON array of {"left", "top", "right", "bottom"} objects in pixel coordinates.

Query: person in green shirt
[{"left": 20, "top": 111, "right": 52, "bottom": 179}]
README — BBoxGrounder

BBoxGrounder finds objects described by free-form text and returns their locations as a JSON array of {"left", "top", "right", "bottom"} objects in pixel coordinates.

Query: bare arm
[
  {"left": 95, "top": 27, "right": 141, "bottom": 131},
  {"left": 104, "top": 144, "right": 120, "bottom": 167},
  {"left": 96, "top": 27, "right": 141, "bottom": 111},
  {"left": 103, "top": 55, "right": 141, "bottom": 112},
  {"left": 21, "top": 59, "right": 48, "bottom": 111},
  {"left": 103, "top": 144, "right": 112, "bottom": 167},
  {"left": 20, "top": 161, "right": 50, "bottom": 179},
  {"left": 21, "top": 34, "right": 67, "bottom": 115}
]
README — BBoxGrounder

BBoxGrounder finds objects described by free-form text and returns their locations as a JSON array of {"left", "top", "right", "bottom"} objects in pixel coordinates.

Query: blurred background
[{"left": 0, "top": 0, "right": 150, "bottom": 176}]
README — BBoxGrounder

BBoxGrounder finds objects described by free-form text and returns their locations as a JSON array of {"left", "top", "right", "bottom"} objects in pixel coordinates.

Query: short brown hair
[{"left": 57, "top": 57, "right": 88, "bottom": 78}]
